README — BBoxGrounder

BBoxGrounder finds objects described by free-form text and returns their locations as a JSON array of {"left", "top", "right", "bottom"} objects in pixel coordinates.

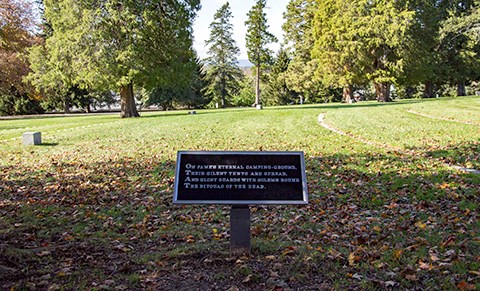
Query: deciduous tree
[{"left": 0, "top": 0, "right": 42, "bottom": 115}]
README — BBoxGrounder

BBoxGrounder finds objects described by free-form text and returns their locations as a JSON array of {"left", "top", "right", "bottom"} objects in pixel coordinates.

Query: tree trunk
[
  {"left": 424, "top": 81, "right": 435, "bottom": 98},
  {"left": 221, "top": 75, "right": 226, "bottom": 108},
  {"left": 64, "top": 98, "right": 70, "bottom": 113},
  {"left": 457, "top": 80, "right": 466, "bottom": 96},
  {"left": 120, "top": 82, "right": 140, "bottom": 118},
  {"left": 255, "top": 66, "right": 261, "bottom": 106},
  {"left": 343, "top": 85, "right": 353, "bottom": 103},
  {"left": 375, "top": 82, "right": 392, "bottom": 102},
  {"left": 405, "top": 86, "right": 415, "bottom": 99}
]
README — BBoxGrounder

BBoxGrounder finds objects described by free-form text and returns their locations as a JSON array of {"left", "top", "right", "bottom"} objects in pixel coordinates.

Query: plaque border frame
[{"left": 173, "top": 151, "right": 308, "bottom": 205}]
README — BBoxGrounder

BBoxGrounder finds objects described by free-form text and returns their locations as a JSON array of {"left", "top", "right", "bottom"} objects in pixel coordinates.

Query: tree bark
[
  {"left": 64, "top": 98, "right": 70, "bottom": 113},
  {"left": 375, "top": 82, "right": 392, "bottom": 102},
  {"left": 343, "top": 85, "right": 353, "bottom": 103},
  {"left": 424, "top": 81, "right": 435, "bottom": 98},
  {"left": 405, "top": 86, "right": 415, "bottom": 99},
  {"left": 221, "top": 74, "right": 226, "bottom": 108},
  {"left": 255, "top": 66, "right": 261, "bottom": 106},
  {"left": 120, "top": 82, "right": 140, "bottom": 118},
  {"left": 457, "top": 80, "right": 466, "bottom": 96}
]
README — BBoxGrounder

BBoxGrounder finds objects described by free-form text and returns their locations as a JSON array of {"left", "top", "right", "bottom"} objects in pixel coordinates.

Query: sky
[{"left": 193, "top": 0, "right": 290, "bottom": 60}]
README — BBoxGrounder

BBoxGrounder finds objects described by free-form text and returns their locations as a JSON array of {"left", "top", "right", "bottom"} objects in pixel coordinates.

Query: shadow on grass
[
  {"left": 408, "top": 140, "right": 480, "bottom": 170},
  {"left": 1, "top": 149, "right": 479, "bottom": 289},
  {"left": 37, "top": 142, "right": 59, "bottom": 147}
]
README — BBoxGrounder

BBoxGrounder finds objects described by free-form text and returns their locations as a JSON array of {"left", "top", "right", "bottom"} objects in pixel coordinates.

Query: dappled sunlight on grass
[{"left": 1, "top": 98, "right": 479, "bottom": 289}]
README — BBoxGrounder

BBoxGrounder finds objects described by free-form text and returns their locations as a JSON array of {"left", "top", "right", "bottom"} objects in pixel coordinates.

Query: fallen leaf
[
  {"left": 430, "top": 253, "right": 440, "bottom": 262},
  {"left": 405, "top": 274, "right": 417, "bottom": 281},
  {"left": 385, "top": 281, "right": 396, "bottom": 287},
  {"left": 376, "top": 262, "right": 387, "bottom": 269},
  {"left": 283, "top": 246, "right": 296, "bottom": 256},
  {"left": 419, "top": 260, "right": 431, "bottom": 270},
  {"left": 457, "top": 281, "right": 475, "bottom": 290},
  {"left": 243, "top": 274, "right": 253, "bottom": 283},
  {"left": 347, "top": 252, "right": 354, "bottom": 266},
  {"left": 394, "top": 249, "right": 403, "bottom": 260},
  {"left": 415, "top": 221, "right": 427, "bottom": 229},
  {"left": 37, "top": 250, "right": 51, "bottom": 257},
  {"left": 352, "top": 273, "right": 362, "bottom": 280},
  {"left": 265, "top": 255, "right": 276, "bottom": 261}
]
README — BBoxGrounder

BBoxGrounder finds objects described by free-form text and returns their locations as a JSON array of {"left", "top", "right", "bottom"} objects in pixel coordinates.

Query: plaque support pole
[{"left": 230, "top": 205, "right": 251, "bottom": 256}]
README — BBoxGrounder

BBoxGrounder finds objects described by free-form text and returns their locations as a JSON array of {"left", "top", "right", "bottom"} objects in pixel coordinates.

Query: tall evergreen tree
[
  {"left": 245, "top": 0, "right": 277, "bottom": 108},
  {"left": 312, "top": 0, "right": 414, "bottom": 102},
  {"left": 282, "top": 0, "right": 322, "bottom": 102},
  {"left": 203, "top": 2, "right": 243, "bottom": 108},
  {"left": 264, "top": 48, "right": 297, "bottom": 105},
  {"left": 398, "top": 0, "right": 444, "bottom": 98},
  {"left": 143, "top": 55, "right": 210, "bottom": 110},
  {"left": 186, "top": 57, "right": 211, "bottom": 109},
  {"left": 438, "top": 0, "right": 479, "bottom": 96},
  {"left": 28, "top": 0, "right": 200, "bottom": 118}
]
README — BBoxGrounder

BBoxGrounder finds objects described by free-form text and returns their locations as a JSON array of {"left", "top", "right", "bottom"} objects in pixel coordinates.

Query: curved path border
[
  {"left": 406, "top": 110, "right": 480, "bottom": 126},
  {"left": 317, "top": 113, "right": 480, "bottom": 175},
  {"left": 317, "top": 114, "right": 410, "bottom": 154}
]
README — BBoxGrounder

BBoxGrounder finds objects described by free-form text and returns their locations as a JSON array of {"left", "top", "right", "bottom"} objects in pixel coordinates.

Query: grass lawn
[{"left": 1, "top": 96, "right": 479, "bottom": 290}]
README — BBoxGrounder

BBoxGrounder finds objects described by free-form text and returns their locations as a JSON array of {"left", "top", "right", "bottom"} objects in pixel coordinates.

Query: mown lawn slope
[{"left": 1, "top": 97, "right": 479, "bottom": 289}]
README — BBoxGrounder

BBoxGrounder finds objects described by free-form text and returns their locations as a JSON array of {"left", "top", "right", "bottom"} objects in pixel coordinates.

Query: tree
[
  {"left": 397, "top": 0, "right": 444, "bottom": 98},
  {"left": 264, "top": 48, "right": 297, "bottom": 105},
  {"left": 245, "top": 0, "right": 277, "bottom": 108},
  {"left": 282, "top": 0, "right": 323, "bottom": 103},
  {"left": 28, "top": 0, "right": 200, "bottom": 118},
  {"left": 312, "top": 0, "right": 368, "bottom": 103},
  {"left": 438, "top": 0, "right": 480, "bottom": 96},
  {"left": 442, "top": 1, "right": 479, "bottom": 42},
  {"left": 203, "top": 2, "right": 243, "bottom": 108},
  {"left": 184, "top": 57, "right": 211, "bottom": 109},
  {"left": 398, "top": 0, "right": 479, "bottom": 98},
  {"left": 312, "top": 0, "right": 414, "bottom": 102},
  {"left": 0, "top": 0, "right": 43, "bottom": 116},
  {"left": 144, "top": 56, "right": 210, "bottom": 110}
]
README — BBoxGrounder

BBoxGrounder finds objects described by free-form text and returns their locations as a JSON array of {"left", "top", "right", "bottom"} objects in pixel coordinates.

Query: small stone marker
[
  {"left": 22, "top": 132, "right": 41, "bottom": 145},
  {"left": 173, "top": 151, "right": 308, "bottom": 256}
]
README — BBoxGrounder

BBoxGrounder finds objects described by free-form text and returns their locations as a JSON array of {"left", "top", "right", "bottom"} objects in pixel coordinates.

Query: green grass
[{"left": 0, "top": 96, "right": 479, "bottom": 290}]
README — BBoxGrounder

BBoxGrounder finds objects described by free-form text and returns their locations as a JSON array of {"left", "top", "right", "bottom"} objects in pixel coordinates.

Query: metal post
[{"left": 230, "top": 205, "right": 251, "bottom": 256}]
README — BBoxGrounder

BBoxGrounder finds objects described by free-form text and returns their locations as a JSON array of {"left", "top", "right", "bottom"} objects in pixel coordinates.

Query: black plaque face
[{"left": 173, "top": 151, "right": 308, "bottom": 205}]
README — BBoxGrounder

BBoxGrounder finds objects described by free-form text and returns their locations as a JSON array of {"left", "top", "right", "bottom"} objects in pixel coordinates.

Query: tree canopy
[
  {"left": 0, "top": 0, "right": 43, "bottom": 115},
  {"left": 28, "top": 0, "right": 200, "bottom": 117},
  {"left": 312, "top": 0, "right": 414, "bottom": 102}
]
